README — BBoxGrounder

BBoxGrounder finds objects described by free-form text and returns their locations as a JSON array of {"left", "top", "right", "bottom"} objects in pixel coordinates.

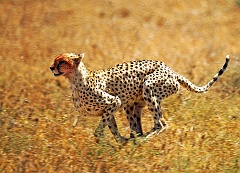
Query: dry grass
[{"left": 0, "top": 0, "right": 240, "bottom": 172}]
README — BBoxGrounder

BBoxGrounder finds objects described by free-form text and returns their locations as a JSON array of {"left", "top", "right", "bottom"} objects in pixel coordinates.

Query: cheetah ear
[
  {"left": 78, "top": 53, "right": 84, "bottom": 60},
  {"left": 67, "top": 53, "right": 83, "bottom": 66}
]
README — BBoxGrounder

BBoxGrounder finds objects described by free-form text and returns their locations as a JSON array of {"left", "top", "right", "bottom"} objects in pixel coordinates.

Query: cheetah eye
[{"left": 58, "top": 60, "right": 66, "bottom": 66}]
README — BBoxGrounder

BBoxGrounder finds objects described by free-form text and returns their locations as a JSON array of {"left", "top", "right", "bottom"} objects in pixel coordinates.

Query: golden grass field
[{"left": 0, "top": 0, "right": 240, "bottom": 172}]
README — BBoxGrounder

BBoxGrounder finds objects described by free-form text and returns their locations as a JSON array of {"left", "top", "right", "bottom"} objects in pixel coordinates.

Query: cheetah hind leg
[
  {"left": 143, "top": 94, "right": 168, "bottom": 138},
  {"left": 145, "top": 101, "right": 168, "bottom": 140},
  {"left": 150, "top": 101, "right": 168, "bottom": 133}
]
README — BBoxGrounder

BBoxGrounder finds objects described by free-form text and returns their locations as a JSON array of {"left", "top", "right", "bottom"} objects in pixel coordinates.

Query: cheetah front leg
[
  {"left": 94, "top": 117, "right": 124, "bottom": 143},
  {"left": 93, "top": 93, "right": 128, "bottom": 144},
  {"left": 94, "top": 111, "right": 128, "bottom": 144},
  {"left": 94, "top": 119, "right": 106, "bottom": 140},
  {"left": 125, "top": 102, "right": 145, "bottom": 138}
]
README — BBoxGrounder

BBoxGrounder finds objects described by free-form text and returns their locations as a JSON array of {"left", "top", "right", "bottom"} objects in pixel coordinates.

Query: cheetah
[{"left": 50, "top": 53, "right": 229, "bottom": 143}]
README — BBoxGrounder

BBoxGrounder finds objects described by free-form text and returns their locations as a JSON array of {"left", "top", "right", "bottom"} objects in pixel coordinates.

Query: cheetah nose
[{"left": 50, "top": 67, "right": 55, "bottom": 71}]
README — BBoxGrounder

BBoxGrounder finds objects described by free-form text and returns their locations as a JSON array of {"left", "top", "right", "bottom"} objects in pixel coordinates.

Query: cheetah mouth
[
  {"left": 53, "top": 72, "right": 64, "bottom": 76},
  {"left": 50, "top": 67, "right": 64, "bottom": 76}
]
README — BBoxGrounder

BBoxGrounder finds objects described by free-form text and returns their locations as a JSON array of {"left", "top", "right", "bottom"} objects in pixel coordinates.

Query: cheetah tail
[{"left": 177, "top": 55, "right": 230, "bottom": 93}]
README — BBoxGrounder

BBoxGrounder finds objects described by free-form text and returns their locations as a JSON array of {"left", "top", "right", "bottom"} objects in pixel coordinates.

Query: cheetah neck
[{"left": 70, "top": 62, "right": 89, "bottom": 86}]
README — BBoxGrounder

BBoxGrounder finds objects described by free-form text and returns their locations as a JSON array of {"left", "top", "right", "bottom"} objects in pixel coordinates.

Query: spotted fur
[{"left": 50, "top": 53, "right": 229, "bottom": 143}]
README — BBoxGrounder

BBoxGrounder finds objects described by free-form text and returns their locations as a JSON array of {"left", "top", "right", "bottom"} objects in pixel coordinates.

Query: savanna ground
[{"left": 0, "top": 0, "right": 240, "bottom": 172}]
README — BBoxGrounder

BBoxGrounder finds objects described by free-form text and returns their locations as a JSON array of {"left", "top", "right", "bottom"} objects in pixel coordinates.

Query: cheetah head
[{"left": 50, "top": 53, "right": 84, "bottom": 77}]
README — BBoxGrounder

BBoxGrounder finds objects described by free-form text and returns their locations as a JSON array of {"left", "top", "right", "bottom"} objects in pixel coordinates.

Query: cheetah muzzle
[{"left": 50, "top": 53, "right": 230, "bottom": 143}]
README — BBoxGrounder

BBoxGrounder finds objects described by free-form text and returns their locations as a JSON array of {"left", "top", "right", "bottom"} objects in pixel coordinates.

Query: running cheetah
[{"left": 50, "top": 53, "right": 229, "bottom": 143}]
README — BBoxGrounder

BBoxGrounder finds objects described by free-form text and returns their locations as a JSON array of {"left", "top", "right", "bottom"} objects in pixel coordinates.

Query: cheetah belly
[
  {"left": 72, "top": 94, "right": 105, "bottom": 116},
  {"left": 76, "top": 106, "right": 104, "bottom": 117}
]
